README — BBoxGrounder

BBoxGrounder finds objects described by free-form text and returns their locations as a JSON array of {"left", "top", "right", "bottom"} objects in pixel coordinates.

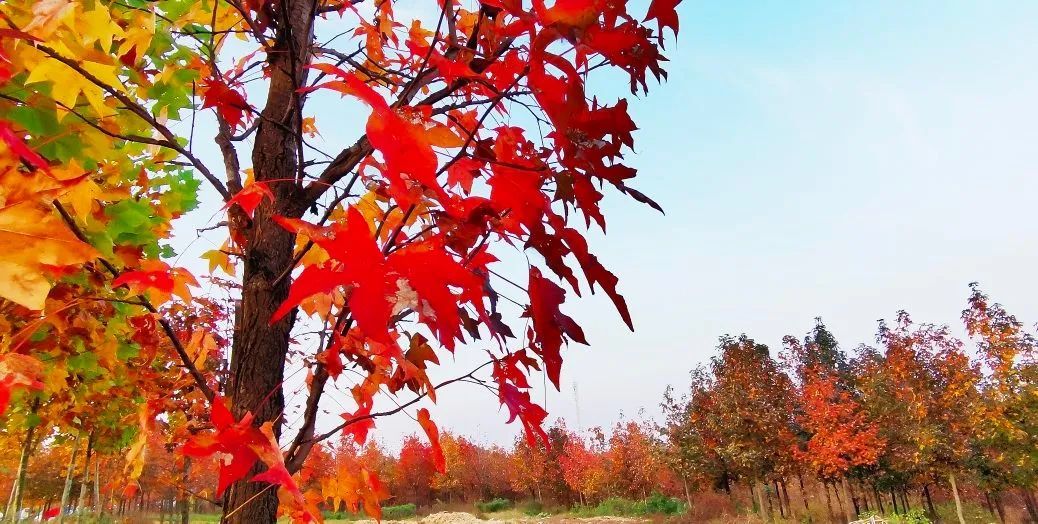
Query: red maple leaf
[
  {"left": 200, "top": 78, "right": 251, "bottom": 130},
  {"left": 526, "top": 267, "right": 587, "bottom": 388},
  {"left": 0, "top": 120, "right": 49, "bottom": 171},
  {"left": 341, "top": 404, "right": 376, "bottom": 445},
  {"left": 417, "top": 408, "right": 446, "bottom": 473},
  {"left": 180, "top": 396, "right": 266, "bottom": 496},
  {"left": 225, "top": 181, "right": 274, "bottom": 218}
]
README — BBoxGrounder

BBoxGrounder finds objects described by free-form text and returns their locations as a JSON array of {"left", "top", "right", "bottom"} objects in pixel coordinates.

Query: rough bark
[{"left": 219, "top": 1, "right": 317, "bottom": 523}]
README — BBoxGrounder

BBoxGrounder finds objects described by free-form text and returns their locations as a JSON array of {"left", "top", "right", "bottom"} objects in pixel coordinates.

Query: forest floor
[{"left": 344, "top": 512, "right": 647, "bottom": 524}]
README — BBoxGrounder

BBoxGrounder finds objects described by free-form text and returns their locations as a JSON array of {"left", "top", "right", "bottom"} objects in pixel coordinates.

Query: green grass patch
[
  {"left": 475, "top": 498, "right": 513, "bottom": 513},
  {"left": 571, "top": 493, "right": 685, "bottom": 517}
]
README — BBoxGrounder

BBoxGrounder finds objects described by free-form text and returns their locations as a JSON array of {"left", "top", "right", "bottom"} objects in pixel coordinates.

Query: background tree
[{"left": 962, "top": 284, "right": 1038, "bottom": 521}]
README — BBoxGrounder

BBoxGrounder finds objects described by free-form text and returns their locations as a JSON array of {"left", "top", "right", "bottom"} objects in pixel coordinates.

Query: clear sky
[{"left": 172, "top": 1, "right": 1038, "bottom": 449}]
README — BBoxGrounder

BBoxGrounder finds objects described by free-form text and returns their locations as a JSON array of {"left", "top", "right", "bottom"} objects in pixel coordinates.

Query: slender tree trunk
[
  {"left": 57, "top": 434, "right": 82, "bottom": 524},
  {"left": 93, "top": 461, "right": 101, "bottom": 516},
  {"left": 890, "top": 488, "right": 899, "bottom": 515},
  {"left": 950, "top": 471, "right": 963, "bottom": 520},
  {"left": 923, "top": 484, "right": 937, "bottom": 522},
  {"left": 900, "top": 488, "right": 909, "bottom": 511},
  {"left": 754, "top": 480, "right": 769, "bottom": 523},
  {"left": 681, "top": 477, "right": 693, "bottom": 514},
  {"left": 871, "top": 484, "right": 883, "bottom": 515},
  {"left": 766, "top": 481, "right": 776, "bottom": 519},
  {"left": 992, "top": 490, "right": 1007, "bottom": 524},
  {"left": 839, "top": 477, "right": 856, "bottom": 523},
  {"left": 823, "top": 482, "right": 835, "bottom": 524},
  {"left": 848, "top": 480, "right": 860, "bottom": 517},
  {"left": 856, "top": 481, "right": 868, "bottom": 513},
  {"left": 179, "top": 458, "right": 191, "bottom": 524},
  {"left": 1020, "top": 488, "right": 1038, "bottom": 524},
  {"left": 798, "top": 473, "right": 811, "bottom": 516},
  {"left": 75, "top": 433, "right": 93, "bottom": 521},
  {"left": 6, "top": 404, "right": 39, "bottom": 524},
  {"left": 218, "top": 0, "right": 315, "bottom": 523},
  {"left": 781, "top": 479, "right": 794, "bottom": 519}
]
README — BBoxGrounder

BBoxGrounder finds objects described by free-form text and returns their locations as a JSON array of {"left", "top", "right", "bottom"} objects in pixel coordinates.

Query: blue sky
[{"left": 173, "top": 1, "right": 1038, "bottom": 447}]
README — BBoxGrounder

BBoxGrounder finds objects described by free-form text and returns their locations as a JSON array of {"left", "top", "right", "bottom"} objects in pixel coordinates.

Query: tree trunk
[
  {"left": 923, "top": 484, "right": 937, "bottom": 522},
  {"left": 899, "top": 488, "right": 909, "bottom": 511},
  {"left": 57, "top": 433, "right": 82, "bottom": 524},
  {"left": 947, "top": 477, "right": 967, "bottom": 524},
  {"left": 856, "top": 481, "right": 868, "bottom": 513},
  {"left": 6, "top": 404, "right": 39, "bottom": 524},
  {"left": 992, "top": 491, "right": 1006, "bottom": 524},
  {"left": 76, "top": 432, "right": 93, "bottom": 521},
  {"left": 219, "top": 2, "right": 316, "bottom": 523},
  {"left": 1020, "top": 488, "right": 1038, "bottom": 524},
  {"left": 93, "top": 461, "right": 101, "bottom": 516},
  {"left": 781, "top": 479, "right": 794, "bottom": 519},
  {"left": 681, "top": 477, "right": 693, "bottom": 514},
  {"left": 823, "top": 482, "right": 835, "bottom": 524},
  {"left": 872, "top": 483, "right": 883, "bottom": 515},
  {"left": 839, "top": 477, "right": 856, "bottom": 523},
  {"left": 766, "top": 481, "right": 775, "bottom": 519},
  {"left": 798, "top": 473, "right": 810, "bottom": 516},
  {"left": 754, "top": 480, "right": 769, "bottom": 523},
  {"left": 890, "top": 488, "right": 898, "bottom": 515},
  {"left": 179, "top": 458, "right": 191, "bottom": 524}
]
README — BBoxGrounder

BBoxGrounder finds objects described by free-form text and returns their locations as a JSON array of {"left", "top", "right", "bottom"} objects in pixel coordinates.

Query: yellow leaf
[
  {"left": 117, "top": 11, "right": 155, "bottom": 60},
  {"left": 79, "top": 7, "right": 125, "bottom": 50},
  {"left": 201, "top": 248, "right": 235, "bottom": 276},
  {"left": 0, "top": 201, "right": 98, "bottom": 310},
  {"left": 42, "top": 364, "right": 68, "bottom": 394}
]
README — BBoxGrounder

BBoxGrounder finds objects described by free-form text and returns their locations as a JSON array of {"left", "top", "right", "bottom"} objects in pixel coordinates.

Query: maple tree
[{"left": 0, "top": 0, "right": 682, "bottom": 520}]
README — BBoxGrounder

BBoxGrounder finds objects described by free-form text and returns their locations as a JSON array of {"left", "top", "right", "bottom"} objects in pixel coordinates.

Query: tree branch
[
  {"left": 53, "top": 202, "right": 217, "bottom": 403},
  {"left": 285, "top": 359, "right": 493, "bottom": 473},
  {"left": 31, "top": 43, "right": 232, "bottom": 201}
]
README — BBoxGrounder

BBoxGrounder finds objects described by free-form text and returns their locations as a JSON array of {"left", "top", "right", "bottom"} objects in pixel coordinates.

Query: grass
[{"left": 568, "top": 493, "right": 685, "bottom": 518}]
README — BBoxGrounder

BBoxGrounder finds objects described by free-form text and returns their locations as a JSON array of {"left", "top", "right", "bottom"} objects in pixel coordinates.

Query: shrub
[
  {"left": 521, "top": 500, "right": 544, "bottom": 516},
  {"left": 382, "top": 503, "right": 418, "bottom": 520},
  {"left": 572, "top": 494, "right": 684, "bottom": 517},
  {"left": 634, "top": 492, "right": 685, "bottom": 515},
  {"left": 858, "top": 509, "right": 931, "bottom": 524},
  {"left": 475, "top": 498, "right": 513, "bottom": 513}
]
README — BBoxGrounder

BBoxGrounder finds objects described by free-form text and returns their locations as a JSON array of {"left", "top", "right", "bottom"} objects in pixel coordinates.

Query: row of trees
[
  {"left": 660, "top": 284, "right": 1038, "bottom": 523},
  {"left": 3, "top": 284, "right": 1036, "bottom": 523}
]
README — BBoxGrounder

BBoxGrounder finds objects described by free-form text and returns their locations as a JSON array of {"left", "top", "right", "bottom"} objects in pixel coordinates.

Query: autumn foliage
[{"left": 0, "top": 0, "right": 682, "bottom": 521}]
